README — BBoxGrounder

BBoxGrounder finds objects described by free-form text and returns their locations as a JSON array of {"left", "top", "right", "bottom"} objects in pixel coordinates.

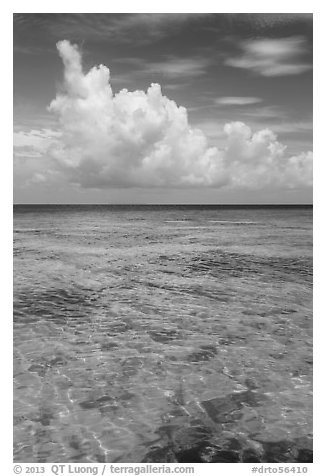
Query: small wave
[
  {"left": 208, "top": 220, "right": 258, "bottom": 224},
  {"left": 165, "top": 220, "right": 192, "bottom": 223}
]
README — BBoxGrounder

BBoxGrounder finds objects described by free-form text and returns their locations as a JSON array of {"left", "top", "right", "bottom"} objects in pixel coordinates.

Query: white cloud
[
  {"left": 222, "top": 122, "right": 312, "bottom": 189},
  {"left": 215, "top": 97, "right": 263, "bottom": 106},
  {"left": 225, "top": 37, "right": 312, "bottom": 77},
  {"left": 111, "top": 56, "right": 210, "bottom": 84},
  {"left": 229, "top": 13, "right": 312, "bottom": 31},
  {"left": 271, "top": 120, "right": 313, "bottom": 135},
  {"left": 13, "top": 128, "right": 61, "bottom": 157},
  {"left": 47, "top": 41, "right": 228, "bottom": 189},
  {"left": 14, "top": 13, "right": 208, "bottom": 47},
  {"left": 18, "top": 40, "right": 311, "bottom": 192},
  {"left": 140, "top": 57, "right": 211, "bottom": 78}
]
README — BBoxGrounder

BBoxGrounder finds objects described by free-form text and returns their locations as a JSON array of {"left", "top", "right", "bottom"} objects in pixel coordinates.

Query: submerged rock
[
  {"left": 201, "top": 390, "right": 268, "bottom": 424},
  {"left": 142, "top": 446, "right": 177, "bottom": 463},
  {"left": 209, "top": 450, "right": 240, "bottom": 462},
  {"left": 175, "top": 442, "right": 241, "bottom": 463},
  {"left": 187, "top": 345, "right": 218, "bottom": 362},
  {"left": 28, "top": 364, "right": 47, "bottom": 377},
  {"left": 242, "top": 448, "right": 261, "bottom": 462},
  {"left": 296, "top": 448, "right": 313, "bottom": 463},
  {"left": 138, "top": 428, "right": 312, "bottom": 463},
  {"left": 176, "top": 447, "right": 205, "bottom": 463},
  {"left": 261, "top": 440, "right": 296, "bottom": 462},
  {"left": 149, "top": 329, "right": 181, "bottom": 343},
  {"left": 172, "top": 424, "right": 213, "bottom": 450},
  {"left": 201, "top": 397, "right": 241, "bottom": 423},
  {"left": 79, "top": 394, "right": 113, "bottom": 410}
]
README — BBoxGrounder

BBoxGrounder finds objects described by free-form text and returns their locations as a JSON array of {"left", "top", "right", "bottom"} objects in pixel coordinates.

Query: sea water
[{"left": 13, "top": 205, "right": 313, "bottom": 463}]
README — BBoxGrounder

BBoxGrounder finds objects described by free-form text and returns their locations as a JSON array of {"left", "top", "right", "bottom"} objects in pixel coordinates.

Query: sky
[{"left": 13, "top": 13, "right": 313, "bottom": 204}]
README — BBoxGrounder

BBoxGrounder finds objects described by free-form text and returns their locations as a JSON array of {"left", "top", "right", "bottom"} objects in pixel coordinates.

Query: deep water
[{"left": 13, "top": 205, "right": 313, "bottom": 463}]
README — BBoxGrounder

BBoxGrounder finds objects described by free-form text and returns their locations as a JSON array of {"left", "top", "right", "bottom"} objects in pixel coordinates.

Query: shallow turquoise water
[{"left": 13, "top": 205, "right": 313, "bottom": 463}]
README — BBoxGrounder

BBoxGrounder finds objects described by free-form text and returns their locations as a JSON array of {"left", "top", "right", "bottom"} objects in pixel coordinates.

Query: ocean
[{"left": 13, "top": 205, "right": 313, "bottom": 463}]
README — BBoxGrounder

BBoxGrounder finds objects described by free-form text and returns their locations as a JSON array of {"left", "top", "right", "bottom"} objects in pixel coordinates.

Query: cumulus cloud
[
  {"left": 41, "top": 40, "right": 312, "bottom": 191},
  {"left": 222, "top": 122, "right": 312, "bottom": 189},
  {"left": 48, "top": 41, "right": 228, "bottom": 188},
  {"left": 225, "top": 37, "right": 312, "bottom": 77}
]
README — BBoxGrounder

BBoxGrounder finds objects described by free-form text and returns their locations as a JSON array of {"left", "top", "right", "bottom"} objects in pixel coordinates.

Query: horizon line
[{"left": 13, "top": 203, "right": 313, "bottom": 206}]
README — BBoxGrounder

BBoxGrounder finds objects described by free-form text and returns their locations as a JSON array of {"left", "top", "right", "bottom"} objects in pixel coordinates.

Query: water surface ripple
[{"left": 13, "top": 205, "right": 313, "bottom": 463}]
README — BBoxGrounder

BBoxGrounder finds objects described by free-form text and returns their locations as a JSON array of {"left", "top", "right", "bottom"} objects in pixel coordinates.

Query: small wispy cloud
[
  {"left": 142, "top": 57, "right": 211, "bottom": 78},
  {"left": 237, "top": 105, "right": 287, "bottom": 121},
  {"left": 163, "top": 82, "right": 191, "bottom": 91},
  {"left": 110, "top": 56, "right": 211, "bottom": 88},
  {"left": 271, "top": 120, "right": 313, "bottom": 135},
  {"left": 14, "top": 13, "right": 207, "bottom": 45},
  {"left": 225, "top": 13, "right": 312, "bottom": 31},
  {"left": 114, "top": 56, "right": 211, "bottom": 79},
  {"left": 215, "top": 97, "right": 263, "bottom": 106},
  {"left": 225, "top": 37, "right": 312, "bottom": 77},
  {"left": 13, "top": 44, "right": 54, "bottom": 55},
  {"left": 14, "top": 128, "right": 61, "bottom": 157}
]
